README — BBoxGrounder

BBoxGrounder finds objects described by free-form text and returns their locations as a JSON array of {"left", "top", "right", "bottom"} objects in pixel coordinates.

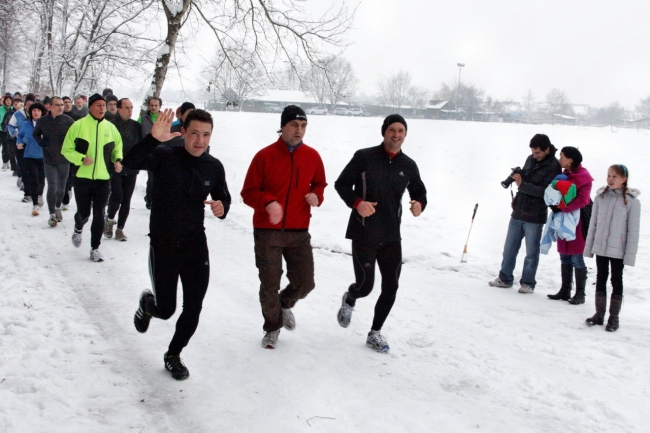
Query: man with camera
[{"left": 489, "top": 134, "right": 561, "bottom": 293}]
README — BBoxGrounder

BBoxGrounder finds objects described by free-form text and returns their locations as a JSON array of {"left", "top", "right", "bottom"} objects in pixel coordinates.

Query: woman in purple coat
[{"left": 547, "top": 147, "right": 594, "bottom": 304}]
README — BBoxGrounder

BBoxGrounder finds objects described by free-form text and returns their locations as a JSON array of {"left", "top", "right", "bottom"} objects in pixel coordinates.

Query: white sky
[
  {"left": 338, "top": 0, "right": 650, "bottom": 108},
  {"left": 158, "top": 0, "right": 650, "bottom": 110}
]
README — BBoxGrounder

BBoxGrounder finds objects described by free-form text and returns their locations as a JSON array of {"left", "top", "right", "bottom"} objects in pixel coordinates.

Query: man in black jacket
[
  {"left": 105, "top": 98, "right": 143, "bottom": 241},
  {"left": 126, "top": 108, "right": 231, "bottom": 380},
  {"left": 488, "top": 134, "right": 561, "bottom": 293},
  {"left": 334, "top": 114, "right": 427, "bottom": 353}
]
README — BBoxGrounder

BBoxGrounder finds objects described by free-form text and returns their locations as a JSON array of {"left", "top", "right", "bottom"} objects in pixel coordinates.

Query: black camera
[{"left": 501, "top": 167, "right": 522, "bottom": 189}]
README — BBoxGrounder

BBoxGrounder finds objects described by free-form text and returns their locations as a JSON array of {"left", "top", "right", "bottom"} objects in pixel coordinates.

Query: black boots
[
  {"left": 605, "top": 294, "right": 623, "bottom": 332},
  {"left": 568, "top": 267, "right": 587, "bottom": 304},
  {"left": 585, "top": 292, "right": 607, "bottom": 326},
  {"left": 548, "top": 264, "right": 573, "bottom": 300}
]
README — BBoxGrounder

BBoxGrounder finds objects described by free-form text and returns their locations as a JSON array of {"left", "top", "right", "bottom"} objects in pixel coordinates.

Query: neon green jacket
[{"left": 62, "top": 115, "right": 123, "bottom": 180}]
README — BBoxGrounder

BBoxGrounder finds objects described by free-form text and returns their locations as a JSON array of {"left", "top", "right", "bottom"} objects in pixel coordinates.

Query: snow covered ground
[{"left": 1, "top": 113, "right": 649, "bottom": 433}]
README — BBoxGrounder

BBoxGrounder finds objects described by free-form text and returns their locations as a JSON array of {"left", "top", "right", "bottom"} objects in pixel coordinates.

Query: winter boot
[
  {"left": 585, "top": 292, "right": 607, "bottom": 326},
  {"left": 606, "top": 294, "right": 623, "bottom": 332},
  {"left": 548, "top": 264, "right": 573, "bottom": 300},
  {"left": 104, "top": 217, "right": 115, "bottom": 239},
  {"left": 568, "top": 267, "right": 587, "bottom": 304}
]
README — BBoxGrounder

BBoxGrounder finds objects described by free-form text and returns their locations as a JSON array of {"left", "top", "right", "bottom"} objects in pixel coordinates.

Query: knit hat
[
  {"left": 88, "top": 93, "right": 105, "bottom": 107},
  {"left": 281, "top": 105, "right": 307, "bottom": 127},
  {"left": 180, "top": 102, "right": 196, "bottom": 116},
  {"left": 561, "top": 146, "right": 582, "bottom": 167},
  {"left": 102, "top": 88, "right": 113, "bottom": 97},
  {"left": 105, "top": 94, "right": 118, "bottom": 103},
  {"left": 25, "top": 93, "right": 36, "bottom": 103},
  {"left": 381, "top": 114, "right": 407, "bottom": 136},
  {"left": 42, "top": 96, "right": 51, "bottom": 105},
  {"left": 28, "top": 102, "right": 46, "bottom": 118}
]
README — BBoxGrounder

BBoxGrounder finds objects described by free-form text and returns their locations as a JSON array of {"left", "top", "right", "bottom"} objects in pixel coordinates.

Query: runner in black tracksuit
[
  {"left": 335, "top": 114, "right": 427, "bottom": 353},
  {"left": 125, "top": 108, "right": 231, "bottom": 380}
]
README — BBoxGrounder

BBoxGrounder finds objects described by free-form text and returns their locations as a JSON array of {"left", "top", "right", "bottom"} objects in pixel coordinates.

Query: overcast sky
[{"left": 341, "top": 0, "right": 650, "bottom": 108}]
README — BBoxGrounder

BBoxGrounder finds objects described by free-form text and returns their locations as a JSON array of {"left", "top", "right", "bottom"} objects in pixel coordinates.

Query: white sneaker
[
  {"left": 90, "top": 249, "right": 104, "bottom": 262},
  {"left": 261, "top": 329, "right": 280, "bottom": 349},
  {"left": 282, "top": 308, "right": 295, "bottom": 330},
  {"left": 518, "top": 284, "right": 534, "bottom": 294},
  {"left": 488, "top": 278, "right": 513, "bottom": 288},
  {"left": 1, "top": 162, "right": 8, "bottom": 170},
  {"left": 366, "top": 330, "right": 390, "bottom": 353},
  {"left": 55, "top": 208, "right": 63, "bottom": 222},
  {"left": 32, "top": 206, "right": 40, "bottom": 216},
  {"left": 48, "top": 214, "right": 57, "bottom": 227},
  {"left": 37, "top": 195, "right": 44, "bottom": 207},
  {"left": 71, "top": 229, "right": 82, "bottom": 248},
  {"left": 337, "top": 292, "right": 354, "bottom": 328}
]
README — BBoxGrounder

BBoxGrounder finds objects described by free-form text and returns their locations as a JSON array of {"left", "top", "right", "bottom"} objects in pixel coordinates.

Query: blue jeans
[
  {"left": 498, "top": 218, "right": 544, "bottom": 288},
  {"left": 560, "top": 253, "right": 586, "bottom": 268}
]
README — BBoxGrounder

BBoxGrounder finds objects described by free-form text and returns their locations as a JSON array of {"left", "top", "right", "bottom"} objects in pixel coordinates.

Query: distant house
[
  {"left": 242, "top": 90, "right": 329, "bottom": 113},
  {"left": 424, "top": 100, "right": 450, "bottom": 119}
]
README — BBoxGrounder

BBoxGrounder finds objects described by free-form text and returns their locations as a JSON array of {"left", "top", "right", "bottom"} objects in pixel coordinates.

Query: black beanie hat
[
  {"left": 42, "top": 96, "right": 51, "bottom": 105},
  {"left": 381, "top": 114, "right": 407, "bottom": 136},
  {"left": 281, "top": 105, "right": 307, "bottom": 127},
  {"left": 105, "top": 94, "right": 118, "bottom": 103},
  {"left": 88, "top": 93, "right": 105, "bottom": 107},
  {"left": 180, "top": 102, "right": 196, "bottom": 116},
  {"left": 102, "top": 88, "right": 113, "bottom": 97},
  {"left": 561, "top": 146, "right": 582, "bottom": 167},
  {"left": 25, "top": 93, "right": 36, "bottom": 103},
  {"left": 28, "top": 102, "right": 46, "bottom": 118}
]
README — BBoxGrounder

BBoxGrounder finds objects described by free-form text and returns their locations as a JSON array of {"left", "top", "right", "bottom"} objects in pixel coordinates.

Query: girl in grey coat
[{"left": 583, "top": 164, "right": 641, "bottom": 332}]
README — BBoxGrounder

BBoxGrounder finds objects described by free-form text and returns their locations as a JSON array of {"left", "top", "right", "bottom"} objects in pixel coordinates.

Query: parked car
[
  {"left": 334, "top": 107, "right": 350, "bottom": 116},
  {"left": 262, "top": 103, "right": 282, "bottom": 113},
  {"left": 308, "top": 106, "right": 328, "bottom": 115},
  {"left": 349, "top": 107, "right": 363, "bottom": 117}
]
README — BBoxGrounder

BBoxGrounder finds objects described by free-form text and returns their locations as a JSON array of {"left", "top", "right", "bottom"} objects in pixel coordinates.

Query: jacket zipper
[
  {"left": 361, "top": 171, "right": 366, "bottom": 226},
  {"left": 282, "top": 153, "right": 294, "bottom": 231},
  {"left": 91, "top": 120, "right": 99, "bottom": 179}
]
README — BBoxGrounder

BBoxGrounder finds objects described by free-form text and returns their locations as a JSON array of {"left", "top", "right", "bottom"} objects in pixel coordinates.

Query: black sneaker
[
  {"left": 164, "top": 352, "right": 190, "bottom": 380},
  {"left": 134, "top": 290, "right": 154, "bottom": 333}
]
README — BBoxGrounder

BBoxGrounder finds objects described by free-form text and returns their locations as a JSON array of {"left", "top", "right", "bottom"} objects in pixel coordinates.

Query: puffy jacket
[
  {"left": 584, "top": 187, "right": 641, "bottom": 266},
  {"left": 17, "top": 120, "right": 43, "bottom": 159},
  {"left": 61, "top": 115, "right": 123, "bottom": 180},
  {"left": 556, "top": 165, "right": 594, "bottom": 254},
  {"left": 7, "top": 108, "right": 27, "bottom": 137},
  {"left": 241, "top": 137, "right": 327, "bottom": 231},
  {"left": 33, "top": 114, "right": 75, "bottom": 165},
  {"left": 335, "top": 144, "right": 427, "bottom": 243},
  {"left": 511, "top": 146, "right": 562, "bottom": 224}
]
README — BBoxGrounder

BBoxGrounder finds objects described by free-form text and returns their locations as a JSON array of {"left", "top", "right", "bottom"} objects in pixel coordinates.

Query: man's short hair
[
  {"left": 529, "top": 134, "right": 551, "bottom": 151},
  {"left": 148, "top": 96, "right": 162, "bottom": 106},
  {"left": 74, "top": 95, "right": 83, "bottom": 101},
  {"left": 184, "top": 109, "right": 213, "bottom": 130},
  {"left": 106, "top": 94, "right": 118, "bottom": 103},
  {"left": 51, "top": 96, "right": 63, "bottom": 104},
  {"left": 117, "top": 98, "right": 131, "bottom": 109},
  {"left": 62, "top": 96, "right": 71, "bottom": 102},
  {"left": 25, "top": 93, "right": 36, "bottom": 103}
]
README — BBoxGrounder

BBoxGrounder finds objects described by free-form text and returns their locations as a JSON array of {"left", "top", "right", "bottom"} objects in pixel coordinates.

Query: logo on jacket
[
  {"left": 399, "top": 171, "right": 404, "bottom": 176},
  {"left": 204, "top": 181, "right": 210, "bottom": 186}
]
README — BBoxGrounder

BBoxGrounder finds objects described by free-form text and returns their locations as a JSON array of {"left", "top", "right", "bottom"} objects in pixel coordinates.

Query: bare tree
[
  {"left": 636, "top": 95, "right": 650, "bottom": 118},
  {"left": 545, "top": 88, "right": 572, "bottom": 123},
  {"left": 378, "top": 70, "right": 412, "bottom": 112},
  {"left": 149, "top": 0, "right": 356, "bottom": 99},
  {"left": 407, "top": 86, "right": 429, "bottom": 116},
  {"left": 435, "top": 81, "right": 484, "bottom": 119},
  {"left": 522, "top": 89, "right": 535, "bottom": 121},
  {"left": 0, "top": 0, "right": 20, "bottom": 92},
  {"left": 207, "top": 48, "right": 267, "bottom": 111},
  {"left": 303, "top": 56, "right": 356, "bottom": 109},
  {"left": 596, "top": 102, "right": 625, "bottom": 128}
]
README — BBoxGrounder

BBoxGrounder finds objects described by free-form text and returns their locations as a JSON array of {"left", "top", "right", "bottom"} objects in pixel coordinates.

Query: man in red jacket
[{"left": 241, "top": 105, "right": 327, "bottom": 349}]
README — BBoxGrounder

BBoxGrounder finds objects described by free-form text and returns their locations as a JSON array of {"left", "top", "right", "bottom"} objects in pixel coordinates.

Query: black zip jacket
[
  {"left": 33, "top": 114, "right": 75, "bottom": 165},
  {"left": 111, "top": 116, "right": 143, "bottom": 175},
  {"left": 511, "top": 145, "right": 562, "bottom": 224},
  {"left": 123, "top": 135, "right": 231, "bottom": 241},
  {"left": 335, "top": 144, "right": 427, "bottom": 243}
]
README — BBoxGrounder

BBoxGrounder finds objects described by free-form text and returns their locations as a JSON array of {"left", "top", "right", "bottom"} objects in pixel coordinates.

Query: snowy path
[{"left": 1, "top": 115, "right": 649, "bottom": 432}]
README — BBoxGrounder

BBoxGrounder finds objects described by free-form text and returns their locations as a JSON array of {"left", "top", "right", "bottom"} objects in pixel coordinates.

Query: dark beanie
[
  {"left": 381, "top": 114, "right": 407, "bottom": 136},
  {"left": 88, "top": 93, "right": 105, "bottom": 107},
  {"left": 105, "top": 94, "right": 118, "bottom": 103},
  {"left": 281, "top": 105, "right": 307, "bottom": 127},
  {"left": 180, "top": 102, "right": 196, "bottom": 116},
  {"left": 42, "top": 96, "right": 52, "bottom": 105},
  {"left": 25, "top": 93, "right": 36, "bottom": 103},
  {"left": 102, "top": 88, "right": 113, "bottom": 97},
  {"left": 561, "top": 146, "right": 583, "bottom": 167}
]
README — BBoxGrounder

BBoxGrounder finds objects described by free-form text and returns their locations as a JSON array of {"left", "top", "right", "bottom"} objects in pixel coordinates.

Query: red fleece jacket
[{"left": 241, "top": 137, "right": 327, "bottom": 230}]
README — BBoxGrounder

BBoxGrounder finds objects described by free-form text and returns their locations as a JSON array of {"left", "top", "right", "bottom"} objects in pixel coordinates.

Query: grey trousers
[{"left": 44, "top": 163, "right": 70, "bottom": 215}]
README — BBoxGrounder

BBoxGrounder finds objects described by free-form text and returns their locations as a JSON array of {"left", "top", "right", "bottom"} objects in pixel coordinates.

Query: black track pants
[
  {"left": 73, "top": 178, "right": 110, "bottom": 249},
  {"left": 107, "top": 172, "right": 138, "bottom": 228},
  {"left": 347, "top": 241, "right": 402, "bottom": 331},
  {"left": 146, "top": 235, "right": 210, "bottom": 355}
]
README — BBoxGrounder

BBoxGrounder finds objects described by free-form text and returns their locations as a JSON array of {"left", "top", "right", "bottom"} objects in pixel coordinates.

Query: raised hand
[{"left": 151, "top": 108, "right": 182, "bottom": 142}]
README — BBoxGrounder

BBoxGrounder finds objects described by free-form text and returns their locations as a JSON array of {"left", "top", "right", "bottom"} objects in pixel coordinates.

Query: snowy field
[{"left": 1, "top": 112, "right": 649, "bottom": 433}]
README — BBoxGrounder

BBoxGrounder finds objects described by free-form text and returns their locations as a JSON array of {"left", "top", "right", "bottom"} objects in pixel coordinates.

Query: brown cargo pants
[{"left": 254, "top": 229, "right": 315, "bottom": 332}]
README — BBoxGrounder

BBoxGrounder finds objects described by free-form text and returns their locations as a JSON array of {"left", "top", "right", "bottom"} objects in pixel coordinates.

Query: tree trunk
[{"left": 149, "top": 0, "right": 192, "bottom": 98}]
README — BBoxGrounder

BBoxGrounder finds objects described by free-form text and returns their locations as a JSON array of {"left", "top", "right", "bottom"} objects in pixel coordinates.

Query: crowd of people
[{"left": 0, "top": 89, "right": 641, "bottom": 381}]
